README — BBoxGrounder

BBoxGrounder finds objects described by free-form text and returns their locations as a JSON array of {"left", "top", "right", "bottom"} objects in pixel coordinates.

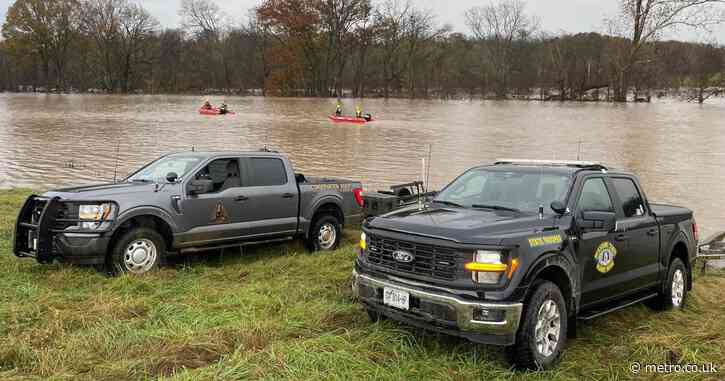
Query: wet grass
[{"left": 0, "top": 188, "right": 723, "bottom": 380}]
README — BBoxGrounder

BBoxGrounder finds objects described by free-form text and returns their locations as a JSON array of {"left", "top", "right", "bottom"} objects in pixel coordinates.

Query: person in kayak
[
  {"left": 335, "top": 100, "right": 343, "bottom": 116},
  {"left": 202, "top": 100, "right": 213, "bottom": 110},
  {"left": 219, "top": 102, "right": 228, "bottom": 114},
  {"left": 355, "top": 105, "right": 363, "bottom": 118}
]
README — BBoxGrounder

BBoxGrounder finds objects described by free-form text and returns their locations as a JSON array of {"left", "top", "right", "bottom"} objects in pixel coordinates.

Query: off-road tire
[
  {"left": 365, "top": 308, "right": 386, "bottom": 322},
  {"left": 109, "top": 228, "right": 165, "bottom": 275},
  {"left": 511, "top": 280, "right": 568, "bottom": 370},
  {"left": 654, "top": 258, "right": 688, "bottom": 311},
  {"left": 306, "top": 214, "right": 342, "bottom": 252}
]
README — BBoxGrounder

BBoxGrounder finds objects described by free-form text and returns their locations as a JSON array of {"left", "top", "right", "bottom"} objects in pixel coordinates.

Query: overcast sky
[{"left": 1, "top": 0, "right": 722, "bottom": 42}]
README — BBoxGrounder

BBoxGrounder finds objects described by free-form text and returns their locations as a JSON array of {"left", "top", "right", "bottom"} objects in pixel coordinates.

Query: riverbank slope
[{"left": 0, "top": 189, "right": 723, "bottom": 380}]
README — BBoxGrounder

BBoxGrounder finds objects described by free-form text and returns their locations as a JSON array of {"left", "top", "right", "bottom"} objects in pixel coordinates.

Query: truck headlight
[
  {"left": 465, "top": 250, "right": 511, "bottom": 284},
  {"left": 78, "top": 203, "right": 113, "bottom": 229},
  {"left": 359, "top": 232, "right": 367, "bottom": 252}
]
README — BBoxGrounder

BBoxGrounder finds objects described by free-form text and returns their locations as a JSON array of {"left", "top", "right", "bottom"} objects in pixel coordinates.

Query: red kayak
[
  {"left": 199, "top": 107, "right": 235, "bottom": 115},
  {"left": 329, "top": 115, "right": 373, "bottom": 124}
]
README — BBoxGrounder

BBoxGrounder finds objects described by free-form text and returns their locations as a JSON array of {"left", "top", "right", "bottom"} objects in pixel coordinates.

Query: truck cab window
[
  {"left": 578, "top": 178, "right": 614, "bottom": 212},
  {"left": 127, "top": 155, "right": 202, "bottom": 183},
  {"left": 193, "top": 158, "right": 241, "bottom": 193},
  {"left": 434, "top": 169, "right": 571, "bottom": 213},
  {"left": 612, "top": 178, "right": 646, "bottom": 217},
  {"left": 249, "top": 158, "right": 287, "bottom": 186}
]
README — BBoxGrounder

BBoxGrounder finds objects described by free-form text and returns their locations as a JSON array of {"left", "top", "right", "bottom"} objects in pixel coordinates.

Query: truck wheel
[
  {"left": 365, "top": 308, "right": 386, "bottom": 322},
  {"left": 307, "top": 214, "right": 341, "bottom": 252},
  {"left": 109, "top": 228, "right": 165, "bottom": 275},
  {"left": 511, "top": 280, "right": 567, "bottom": 370},
  {"left": 656, "top": 258, "right": 688, "bottom": 310}
]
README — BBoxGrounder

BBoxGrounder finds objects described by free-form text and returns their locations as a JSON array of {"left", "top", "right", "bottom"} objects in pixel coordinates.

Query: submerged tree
[
  {"left": 80, "top": 0, "right": 158, "bottom": 92},
  {"left": 609, "top": 0, "right": 725, "bottom": 101},
  {"left": 465, "top": 0, "right": 537, "bottom": 98},
  {"left": 117, "top": 2, "right": 159, "bottom": 92},
  {"left": 81, "top": 0, "right": 123, "bottom": 91},
  {"left": 688, "top": 43, "right": 724, "bottom": 103}
]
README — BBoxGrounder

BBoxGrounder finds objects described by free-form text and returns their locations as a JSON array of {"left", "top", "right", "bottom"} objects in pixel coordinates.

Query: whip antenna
[
  {"left": 577, "top": 138, "right": 583, "bottom": 161},
  {"left": 425, "top": 144, "right": 432, "bottom": 193},
  {"left": 112, "top": 138, "right": 121, "bottom": 183}
]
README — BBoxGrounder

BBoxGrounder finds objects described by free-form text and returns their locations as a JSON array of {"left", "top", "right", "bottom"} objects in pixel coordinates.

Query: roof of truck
[
  {"left": 166, "top": 150, "right": 285, "bottom": 158},
  {"left": 474, "top": 159, "right": 635, "bottom": 177}
]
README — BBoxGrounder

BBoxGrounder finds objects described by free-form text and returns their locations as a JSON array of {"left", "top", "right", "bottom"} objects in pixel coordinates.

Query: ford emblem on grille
[{"left": 392, "top": 250, "right": 414, "bottom": 263}]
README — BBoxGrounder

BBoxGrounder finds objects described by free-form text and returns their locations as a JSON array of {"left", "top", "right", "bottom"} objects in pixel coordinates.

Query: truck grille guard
[{"left": 13, "top": 196, "right": 115, "bottom": 263}]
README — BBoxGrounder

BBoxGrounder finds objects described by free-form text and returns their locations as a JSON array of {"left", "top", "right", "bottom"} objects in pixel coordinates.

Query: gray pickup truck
[{"left": 14, "top": 150, "right": 363, "bottom": 274}]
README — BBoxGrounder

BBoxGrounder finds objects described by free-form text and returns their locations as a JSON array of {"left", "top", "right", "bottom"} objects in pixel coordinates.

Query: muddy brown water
[{"left": 1, "top": 93, "right": 724, "bottom": 245}]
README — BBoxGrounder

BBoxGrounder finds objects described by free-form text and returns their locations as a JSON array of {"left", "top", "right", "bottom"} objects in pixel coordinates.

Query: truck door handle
[
  {"left": 647, "top": 229, "right": 657, "bottom": 236},
  {"left": 234, "top": 195, "right": 249, "bottom": 202},
  {"left": 615, "top": 234, "right": 629, "bottom": 242},
  {"left": 282, "top": 193, "right": 295, "bottom": 198}
]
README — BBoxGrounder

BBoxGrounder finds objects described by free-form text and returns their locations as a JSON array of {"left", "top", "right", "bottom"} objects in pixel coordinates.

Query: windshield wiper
[
  {"left": 472, "top": 204, "right": 521, "bottom": 213},
  {"left": 432, "top": 200, "right": 464, "bottom": 208},
  {"left": 130, "top": 179, "right": 153, "bottom": 183}
]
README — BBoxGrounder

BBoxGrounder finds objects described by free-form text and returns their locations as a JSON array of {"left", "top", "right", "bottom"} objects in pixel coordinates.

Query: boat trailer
[{"left": 698, "top": 231, "right": 725, "bottom": 274}]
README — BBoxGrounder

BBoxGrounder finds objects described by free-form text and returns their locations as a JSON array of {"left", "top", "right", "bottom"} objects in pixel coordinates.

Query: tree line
[{"left": 1, "top": 0, "right": 723, "bottom": 102}]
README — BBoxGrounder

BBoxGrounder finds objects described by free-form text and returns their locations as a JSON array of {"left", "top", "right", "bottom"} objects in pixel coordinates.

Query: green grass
[{"left": 0, "top": 189, "right": 723, "bottom": 380}]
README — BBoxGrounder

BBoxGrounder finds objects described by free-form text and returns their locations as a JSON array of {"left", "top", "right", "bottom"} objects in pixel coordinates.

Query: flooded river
[{"left": 0, "top": 93, "right": 724, "bottom": 239}]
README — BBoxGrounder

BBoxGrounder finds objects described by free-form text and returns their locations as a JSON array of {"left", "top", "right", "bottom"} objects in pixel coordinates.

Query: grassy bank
[{"left": 0, "top": 189, "right": 723, "bottom": 380}]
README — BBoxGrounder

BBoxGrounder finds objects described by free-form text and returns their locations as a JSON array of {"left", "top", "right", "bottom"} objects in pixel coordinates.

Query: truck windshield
[
  {"left": 434, "top": 168, "right": 572, "bottom": 213},
  {"left": 126, "top": 155, "right": 203, "bottom": 183}
]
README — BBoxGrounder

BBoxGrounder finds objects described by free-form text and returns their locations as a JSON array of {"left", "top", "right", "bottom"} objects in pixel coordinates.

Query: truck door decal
[
  {"left": 211, "top": 201, "right": 229, "bottom": 224},
  {"left": 310, "top": 183, "right": 354, "bottom": 192},
  {"left": 528, "top": 234, "right": 563, "bottom": 247},
  {"left": 594, "top": 241, "right": 617, "bottom": 273}
]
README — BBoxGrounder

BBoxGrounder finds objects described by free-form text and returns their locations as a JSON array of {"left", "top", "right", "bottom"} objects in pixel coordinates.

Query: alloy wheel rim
[
  {"left": 124, "top": 239, "right": 157, "bottom": 274},
  {"left": 318, "top": 223, "right": 337, "bottom": 250},
  {"left": 672, "top": 269, "right": 685, "bottom": 307},
  {"left": 534, "top": 299, "right": 561, "bottom": 358}
]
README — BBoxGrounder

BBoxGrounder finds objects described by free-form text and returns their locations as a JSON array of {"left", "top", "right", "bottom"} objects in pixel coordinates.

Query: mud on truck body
[
  {"left": 14, "top": 151, "right": 363, "bottom": 274},
  {"left": 353, "top": 159, "right": 697, "bottom": 369}
]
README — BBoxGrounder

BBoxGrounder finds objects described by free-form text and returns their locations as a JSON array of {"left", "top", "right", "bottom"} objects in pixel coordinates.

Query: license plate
[{"left": 383, "top": 287, "right": 410, "bottom": 310}]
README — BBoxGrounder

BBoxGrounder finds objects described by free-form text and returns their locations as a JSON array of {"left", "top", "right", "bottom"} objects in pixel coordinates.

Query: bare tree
[
  {"left": 117, "top": 3, "right": 159, "bottom": 92},
  {"left": 317, "top": 0, "right": 372, "bottom": 96},
  {"left": 403, "top": 8, "right": 449, "bottom": 98},
  {"left": 465, "top": 0, "right": 536, "bottom": 98},
  {"left": 351, "top": 10, "right": 376, "bottom": 97},
  {"left": 81, "top": 0, "right": 123, "bottom": 91},
  {"left": 179, "top": 0, "right": 231, "bottom": 90},
  {"left": 687, "top": 43, "right": 724, "bottom": 103},
  {"left": 375, "top": 0, "right": 411, "bottom": 98},
  {"left": 180, "top": 0, "right": 225, "bottom": 39},
  {"left": 609, "top": 0, "right": 725, "bottom": 101}
]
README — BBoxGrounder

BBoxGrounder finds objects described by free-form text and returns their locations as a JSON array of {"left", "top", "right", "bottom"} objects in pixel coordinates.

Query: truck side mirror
[
  {"left": 166, "top": 172, "right": 179, "bottom": 183},
  {"left": 550, "top": 201, "right": 567, "bottom": 215},
  {"left": 579, "top": 210, "right": 616, "bottom": 231},
  {"left": 189, "top": 179, "right": 214, "bottom": 195}
]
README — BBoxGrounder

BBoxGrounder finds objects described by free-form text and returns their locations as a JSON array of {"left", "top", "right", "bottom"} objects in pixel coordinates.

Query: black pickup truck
[
  {"left": 353, "top": 160, "right": 697, "bottom": 369},
  {"left": 14, "top": 151, "right": 363, "bottom": 274}
]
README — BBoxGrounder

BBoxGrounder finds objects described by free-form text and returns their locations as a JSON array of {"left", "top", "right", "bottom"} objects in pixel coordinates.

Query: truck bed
[
  {"left": 297, "top": 174, "right": 358, "bottom": 185},
  {"left": 650, "top": 203, "right": 693, "bottom": 224}
]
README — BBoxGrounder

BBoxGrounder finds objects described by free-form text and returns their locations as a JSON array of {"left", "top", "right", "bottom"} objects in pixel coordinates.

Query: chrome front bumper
[{"left": 353, "top": 269, "right": 523, "bottom": 342}]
